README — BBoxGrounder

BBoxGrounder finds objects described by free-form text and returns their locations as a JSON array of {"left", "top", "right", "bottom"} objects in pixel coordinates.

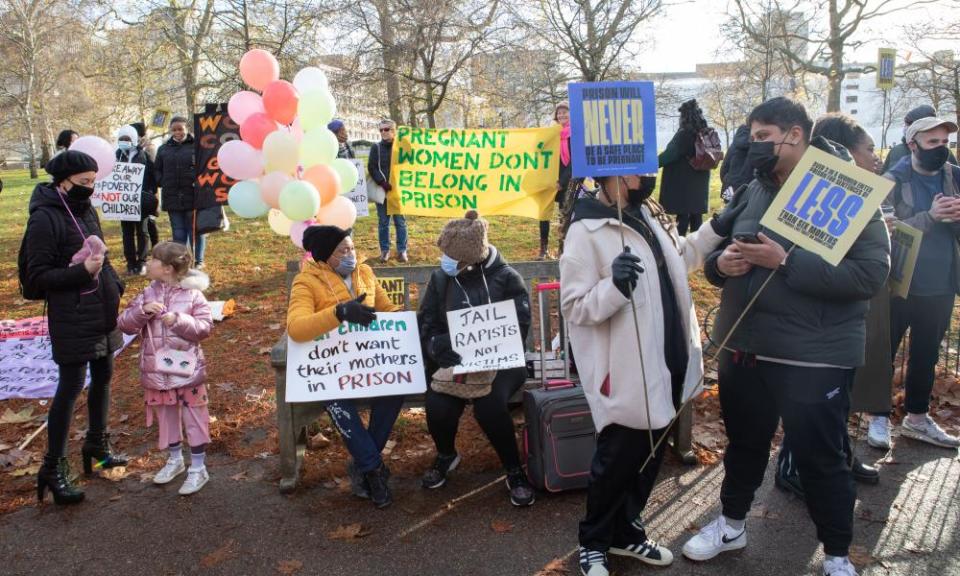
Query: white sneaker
[
  {"left": 867, "top": 416, "right": 891, "bottom": 450},
  {"left": 901, "top": 414, "right": 960, "bottom": 448},
  {"left": 682, "top": 515, "right": 747, "bottom": 561},
  {"left": 822, "top": 556, "right": 859, "bottom": 576},
  {"left": 153, "top": 458, "right": 185, "bottom": 485},
  {"left": 178, "top": 467, "right": 209, "bottom": 495}
]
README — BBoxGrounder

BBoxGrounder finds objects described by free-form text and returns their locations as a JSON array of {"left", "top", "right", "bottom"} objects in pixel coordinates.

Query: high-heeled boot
[
  {"left": 37, "top": 456, "right": 85, "bottom": 505},
  {"left": 81, "top": 431, "right": 129, "bottom": 475}
]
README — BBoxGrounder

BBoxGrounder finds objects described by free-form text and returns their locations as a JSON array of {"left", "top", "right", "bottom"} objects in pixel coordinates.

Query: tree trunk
[
  {"left": 23, "top": 103, "right": 39, "bottom": 179},
  {"left": 374, "top": 0, "right": 403, "bottom": 124}
]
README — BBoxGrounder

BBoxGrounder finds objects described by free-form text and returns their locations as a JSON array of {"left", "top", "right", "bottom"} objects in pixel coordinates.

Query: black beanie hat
[
  {"left": 302, "top": 225, "right": 351, "bottom": 263},
  {"left": 904, "top": 105, "right": 936, "bottom": 126},
  {"left": 131, "top": 122, "right": 147, "bottom": 138},
  {"left": 45, "top": 150, "right": 99, "bottom": 184}
]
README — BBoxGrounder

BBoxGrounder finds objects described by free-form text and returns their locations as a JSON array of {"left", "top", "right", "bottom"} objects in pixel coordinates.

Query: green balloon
[
  {"left": 298, "top": 89, "right": 337, "bottom": 131},
  {"left": 300, "top": 129, "right": 338, "bottom": 168},
  {"left": 331, "top": 158, "right": 359, "bottom": 193},
  {"left": 279, "top": 180, "right": 320, "bottom": 221}
]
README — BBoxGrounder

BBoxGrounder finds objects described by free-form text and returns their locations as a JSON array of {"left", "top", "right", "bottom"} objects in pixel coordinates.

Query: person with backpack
[
  {"left": 156, "top": 116, "right": 205, "bottom": 268},
  {"left": 719, "top": 124, "right": 753, "bottom": 204},
  {"left": 20, "top": 151, "right": 128, "bottom": 505},
  {"left": 657, "top": 99, "right": 720, "bottom": 236},
  {"left": 116, "top": 124, "right": 159, "bottom": 275}
]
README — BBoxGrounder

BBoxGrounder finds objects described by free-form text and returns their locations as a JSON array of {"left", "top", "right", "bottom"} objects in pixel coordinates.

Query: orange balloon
[
  {"left": 262, "top": 80, "right": 299, "bottom": 125},
  {"left": 303, "top": 164, "right": 342, "bottom": 205}
]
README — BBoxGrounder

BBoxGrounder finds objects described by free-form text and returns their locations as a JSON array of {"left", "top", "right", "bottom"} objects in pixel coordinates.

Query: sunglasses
[{"left": 380, "top": 128, "right": 393, "bottom": 132}]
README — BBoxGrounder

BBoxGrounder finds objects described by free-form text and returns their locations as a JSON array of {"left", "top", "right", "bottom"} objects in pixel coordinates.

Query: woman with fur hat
[
  {"left": 418, "top": 210, "right": 536, "bottom": 507},
  {"left": 22, "top": 150, "right": 128, "bottom": 505},
  {"left": 286, "top": 225, "right": 402, "bottom": 508}
]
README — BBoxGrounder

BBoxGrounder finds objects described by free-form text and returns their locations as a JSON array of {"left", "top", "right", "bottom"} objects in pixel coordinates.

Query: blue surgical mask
[
  {"left": 118, "top": 141, "right": 134, "bottom": 152},
  {"left": 335, "top": 255, "right": 356, "bottom": 276},
  {"left": 440, "top": 253, "right": 460, "bottom": 276}
]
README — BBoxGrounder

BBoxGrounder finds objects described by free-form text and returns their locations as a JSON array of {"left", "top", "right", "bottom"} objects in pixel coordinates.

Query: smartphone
[{"left": 734, "top": 232, "right": 761, "bottom": 244}]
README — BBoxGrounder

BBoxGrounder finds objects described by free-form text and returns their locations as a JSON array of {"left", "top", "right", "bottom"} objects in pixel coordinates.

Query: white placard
[
  {"left": 347, "top": 159, "right": 369, "bottom": 217},
  {"left": 285, "top": 311, "right": 426, "bottom": 402},
  {"left": 92, "top": 161, "right": 145, "bottom": 221},
  {"left": 447, "top": 300, "right": 525, "bottom": 375}
]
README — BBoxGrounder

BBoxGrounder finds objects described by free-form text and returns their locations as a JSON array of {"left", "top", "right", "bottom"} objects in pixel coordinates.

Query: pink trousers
[{"left": 144, "top": 385, "right": 211, "bottom": 449}]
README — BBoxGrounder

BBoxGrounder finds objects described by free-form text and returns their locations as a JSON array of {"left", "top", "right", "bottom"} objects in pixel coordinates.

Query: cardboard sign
[
  {"left": 150, "top": 109, "right": 172, "bottom": 129},
  {"left": 889, "top": 222, "right": 923, "bottom": 298},
  {"left": 568, "top": 81, "right": 658, "bottom": 177},
  {"left": 347, "top": 159, "right": 369, "bottom": 217},
  {"left": 388, "top": 126, "right": 560, "bottom": 220},
  {"left": 194, "top": 104, "right": 239, "bottom": 208},
  {"left": 377, "top": 277, "right": 405, "bottom": 307},
  {"left": 759, "top": 147, "right": 893, "bottom": 266},
  {"left": 92, "top": 162, "right": 145, "bottom": 221},
  {"left": 877, "top": 48, "right": 896, "bottom": 90},
  {"left": 285, "top": 312, "right": 426, "bottom": 403},
  {"left": 447, "top": 301, "right": 525, "bottom": 375}
]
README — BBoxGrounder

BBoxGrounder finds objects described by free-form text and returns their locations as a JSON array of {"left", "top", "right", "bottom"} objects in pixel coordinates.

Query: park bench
[{"left": 271, "top": 260, "right": 694, "bottom": 493}]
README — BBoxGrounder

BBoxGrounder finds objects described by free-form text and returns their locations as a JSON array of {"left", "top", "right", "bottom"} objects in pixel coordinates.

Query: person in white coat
[{"left": 560, "top": 174, "right": 743, "bottom": 576}]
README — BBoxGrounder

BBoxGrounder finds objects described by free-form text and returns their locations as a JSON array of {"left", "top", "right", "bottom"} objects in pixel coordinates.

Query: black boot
[
  {"left": 537, "top": 239, "right": 549, "bottom": 260},
  {"left": 81, "top": 431, "right": 129, "bottom": 475},
  {"left": 850, "top": 455, "right": 880, "bottom": 485},
  {"left": 363, "top": 464, "right": 392, "bottom": 509},
  {"left": 37, "top": 456, "right": 85, "bottom": 505}
]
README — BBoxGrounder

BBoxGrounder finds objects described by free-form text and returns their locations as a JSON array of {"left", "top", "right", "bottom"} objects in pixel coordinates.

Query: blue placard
[{"left": 568, "top": 81, "right": 658, "bottom": 177}]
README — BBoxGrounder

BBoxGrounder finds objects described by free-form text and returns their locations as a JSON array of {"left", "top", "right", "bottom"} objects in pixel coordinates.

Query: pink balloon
[
  {"left": 260, "top": 171, "right": 290, "bottom": 209},
  {"left": 316, "top": 196, "right": 357, "bottom": 230},
  {"left": 218, "top": 140, "right": 264, "bottom": 180},
  {"left": 239, "top": 49, "right": 280, "bottom": 91},
  {"left": 262, "top": 80, "right": 299, "bottom": 125},
  {"left": 228, "top": 91, "right": 265, "bottom": 125},
  {"left": 289, "top": 218, "right": 317, "bottom": 249},
  {"left": 240, "top": 113, "right": 278, "bottom": 149},
  {"left": 69, "top": 136, "right": 115, "bottom": 181}
]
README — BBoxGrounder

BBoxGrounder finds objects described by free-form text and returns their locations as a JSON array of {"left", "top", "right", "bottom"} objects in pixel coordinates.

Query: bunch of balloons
[{"left": 221, "top": 48, "right": 361, "bottom": 247}]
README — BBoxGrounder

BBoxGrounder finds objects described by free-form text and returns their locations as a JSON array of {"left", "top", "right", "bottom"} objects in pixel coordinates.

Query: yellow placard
[
  {"left": 877, "top": 48, "right": 896, "bottom": 90},
  {"left": 377, "top": 277, "right": 406, "bottom": 307},
  {"left": 388, "top": 126, "right": 561, "bottom": 220},
  {"left": 759, "top": 147, "right": 894, "bottom": 266},
  {"left": 150, "top": 108, "right": 172, "bottom": 129},
  {"left": 889, "top": 222, "right": 922, "bottom": 298}
]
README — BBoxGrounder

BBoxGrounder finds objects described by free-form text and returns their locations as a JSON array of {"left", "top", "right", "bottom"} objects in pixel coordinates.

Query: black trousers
[
  {"left": 426, "top": 367, "right": 525, "bottom": 470},
  {"left": 121, "top": 218, "right": 150, "bottom": 270},
  {"left": 46, "top": 355, "right": 114, "bottom": 459},
  {"left": 579, "top": 425, "right": 666, "bottom": 551},
  {"left": 718, "top": 351, "right": 855, "bottom": 557},
  {"left": 146, "top": 216, "right": 159, "bottom": 247},
  {"left": 675, "top": 213, "right": 703, "bottom": 237}
]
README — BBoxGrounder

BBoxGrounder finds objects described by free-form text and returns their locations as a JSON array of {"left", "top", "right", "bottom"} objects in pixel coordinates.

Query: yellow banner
[
  {"left": 388, "top": 126, "right": 561, "bottom": 220},
  {"left": 377, "top": 277, "right": 406, "bottom": 307},
  {"left": 760, "top": 147, "right": 893, "bottom": 266}
]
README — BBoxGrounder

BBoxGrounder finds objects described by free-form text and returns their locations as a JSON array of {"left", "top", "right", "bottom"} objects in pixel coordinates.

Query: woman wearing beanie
[
  {"left": 418, "top": 210, "right": 536, "bottom": 506},
  {"left": 560, "top": 175, "right": 743, "bottom": 575},
  {"left": 22, "top": 150, "right": 128, "bottom": 505},
  {"left": 286, "top": 225, "right": 402, "bottom": 508},
  {"left": 539, "top": 102, "right": 572, "bottom": 259}
]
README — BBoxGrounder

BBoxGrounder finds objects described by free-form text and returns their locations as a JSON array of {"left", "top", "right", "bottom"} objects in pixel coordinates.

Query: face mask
[
  {"left": 914, "top": 143, "right": 949, "bottom": 172},
  {"left": 335, "top": 254, "right": 356, "bottom": 276},
  {"left": 66, "top": 182, "right": 95, "bottom": 201},
  {"left": 747, "top": 141, "right": 779, "bottom": 176},
  {"left": 440, "top": 253, "right": 460, "bottom": 276},
  {"left": 118, "top": 141, "right": 134, "bottom": 152}
]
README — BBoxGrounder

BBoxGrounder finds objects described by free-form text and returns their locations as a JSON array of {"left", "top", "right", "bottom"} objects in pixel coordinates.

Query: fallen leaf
[
  {"left": 307, "top": 432, "right": 331, "bottom": 450},
  {"left": 118, "top": 414, "right": 129, "bottom": 423},
  {"left": 258, "top": 347, "right": 272, "bottom": 355},
  {"left": 490, "top": 520, "right": 514, "bottom": 533},
  {"left": 109, "top": 494, "right": 123, "bottom": 502},
  {"left": 904, "top": 541, "right": 930, "bottom": 554},
  {"left": 230, "top": 470, "right": 248, "bottom": 481},
  {"left": 0, "top": 443, "right": 12, "bottom": 451},
  {"left": 10, "top": 464, "right": 40, "bottom": 476},
  {"left": 99, "top": 466, "right": 130, "bottom": 481},
  {"left": 0, "top": 407, "right": 35, "bottom": 425},
  {"left": 848, "top": 545, "right": 874, "bottom": 568},
  {"left": 535, "top": 558, "right": 570, "bottom": 576},
  {"left": 268, "top": 323, "right": 281, "bottom": 330},
  {"left": 0, "top": 449, "right": 32, "bottom": 468},
  {"left": 327, "top": 523, "right": 372, "bottom": 540},
  {"left": 276, "top": 559, "right": 303, "bottom": 575},
  {"left": 200, "top": 539, "right": 237, "bottom": 568}
]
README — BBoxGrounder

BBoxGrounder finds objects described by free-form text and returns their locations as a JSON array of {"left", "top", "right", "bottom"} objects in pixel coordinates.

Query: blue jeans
[
  {"left": 326, "top": 396, "right": 404, "bottom": 472},
  {"left": 167, "top": 210, "right": 207, "bottom": 264},
  {"left": 375, "top": 202, "right": 407, "bottom": 254}
]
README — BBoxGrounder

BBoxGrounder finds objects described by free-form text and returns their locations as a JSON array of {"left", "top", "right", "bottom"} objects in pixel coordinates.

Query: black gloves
[
  {"left": 335, "top": 294, "right": 376, "bottom": 326},
  {"left": 710, "top": 200, "right": 748, "bottom": 237},
  {"left": 429, "top": 334, "right": 462, "bottom": 368},
  {"left": 611, "top": 248, "right": 643, "bottom": 298}
]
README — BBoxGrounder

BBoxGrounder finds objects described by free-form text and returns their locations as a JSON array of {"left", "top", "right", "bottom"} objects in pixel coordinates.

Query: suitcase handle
[
  {"left": 535, "top": 281, "right": 560, "bottom": 293},
  {"left": 544, "top": 379, "right": 575, "bottom": 390}
]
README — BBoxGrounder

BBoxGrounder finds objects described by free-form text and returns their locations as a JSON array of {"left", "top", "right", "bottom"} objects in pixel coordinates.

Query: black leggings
[
  {"left": 675, "top": 213, "right": 703, "bottom": 236},
  {"left": 46, "top": 355, "right": 114, "bottom": 459},
  {"left": 539, "top": 220, "right": 550, "bottom": 243},
  {"left": 426, "top": 367, "right": 526, "bottom": 470}
]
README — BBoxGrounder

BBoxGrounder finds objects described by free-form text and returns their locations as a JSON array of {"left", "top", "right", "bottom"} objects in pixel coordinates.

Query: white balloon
[{"left": 293, "top": 67, "right": 329, "bottom": 94}]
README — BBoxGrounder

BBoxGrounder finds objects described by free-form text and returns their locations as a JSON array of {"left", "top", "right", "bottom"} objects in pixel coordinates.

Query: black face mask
[
  {"left": 66, "top": 183, "right": 95, "bottom": 201},
  {"left": 747, "top": 141, "right": 779, "bottom": 176},
  {"left": 914, "top": 143, "right": 949, "bottom": 172}
]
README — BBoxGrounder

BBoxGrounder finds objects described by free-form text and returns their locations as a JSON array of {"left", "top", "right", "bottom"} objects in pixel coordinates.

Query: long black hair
[{"left": 679, "top": 99, "right": 707, "bottom": 133}]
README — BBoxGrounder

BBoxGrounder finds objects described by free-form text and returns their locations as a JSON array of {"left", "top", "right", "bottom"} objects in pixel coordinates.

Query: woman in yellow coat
[{"left": 287, "top": 225, "right": 401, "bottom": 508}]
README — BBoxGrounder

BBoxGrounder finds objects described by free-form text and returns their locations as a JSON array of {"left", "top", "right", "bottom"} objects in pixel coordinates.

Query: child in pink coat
[{"left": 118, "top": 241, "right": 213, "bottom": 495}]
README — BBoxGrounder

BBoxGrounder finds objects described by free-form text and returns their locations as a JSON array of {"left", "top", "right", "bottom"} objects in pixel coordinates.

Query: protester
[
  {"left": 418, "top": 210, "right": 535, "bottom": 507},
  {"left": 131, "top": 121, "right": 160, "bottom": 247},
  {"left": 686, "top": 97, "right": 890, "bottom": 576},
  {"left": 775, "top": 113, "right": 883, "bottom": 498},
  {"left": 560, "top": 173, "right": 741, "bottom": 575},
  {"left": 54, "top": 130, "right": 79, "bottom": 156},
  {"left": 286, "top": 226, "right": 402, "bottom": 508},
  {"left": 869, "top": 116, "right": 960, "bottom": 450},
  {"left": 117, "top": 242, "right": 213, "bottom": 495},
  {"left": 658, "top": 99, "right": 713, "bottom": 236},
  {"left": 156, "top": 116, "right": 206, "bottom": 268},
  {"left": 719, "top": 124, "right": 754, "bottom": 203},
  {"left": 539, "top": 102, "right": 572, "bottom": 259},
  {"left": 368, "top": 119, "right": 408, "bottom": 263},
  {"left": 882, "top": 105, "right": 957, "bottom": 173},
  {"left": 116, "top": 125, "right": 159, "bottom": 276},
  {"left": 328, "top": 119, "right": 355, "bottom": 159},
  {"left": 23, "top": 151, "right": 127, "bottom": 505}
]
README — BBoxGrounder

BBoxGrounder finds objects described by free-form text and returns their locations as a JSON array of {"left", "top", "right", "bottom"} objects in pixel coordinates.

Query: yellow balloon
[
  {"left": 262, "top": 131, "right": 299, "bottom": 174},
  {"left": 268, "top": 208, "right": 293, "bottom": 236}
]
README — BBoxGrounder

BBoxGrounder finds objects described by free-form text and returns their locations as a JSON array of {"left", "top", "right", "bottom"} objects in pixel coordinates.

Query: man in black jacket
[
  {"left": 682, "top": 98, "right": 890, "bottom": 576},
  {"left": 115, "top": 125, "right": 158, "bottom": 275},
  {"left": 367, "top": 119, "right": 408, "bottom": 263}
]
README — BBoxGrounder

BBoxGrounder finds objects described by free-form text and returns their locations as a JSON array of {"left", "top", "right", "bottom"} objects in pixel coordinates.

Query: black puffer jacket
[
  {"left": 367, "top": 140, "right": 393, "bottom": 188},
  {"left": 418, "top": 246, "right": 531, "bottom": 370},
  {"left": 720, "top": 124, "right": 753, "bottom": 196},
  {"left": 155, "top": 135, "right": 196, "bottom": 211},
  {"left": 24, "top": 184, "right": 124, "bottom": 364}
]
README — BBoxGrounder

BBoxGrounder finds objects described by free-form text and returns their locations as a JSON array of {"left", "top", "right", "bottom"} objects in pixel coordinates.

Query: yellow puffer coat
[{"left": 287, "top": 260, "right": 400, "bottom": 343}]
